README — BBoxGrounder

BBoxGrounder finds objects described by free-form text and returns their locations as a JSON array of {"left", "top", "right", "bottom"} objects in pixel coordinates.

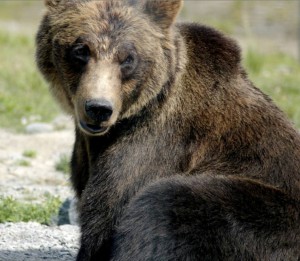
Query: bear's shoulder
[{"left": 177, "top": 23, "right": 241, "bottom": 76}]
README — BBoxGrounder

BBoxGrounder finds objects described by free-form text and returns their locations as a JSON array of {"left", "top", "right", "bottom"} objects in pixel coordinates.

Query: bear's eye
[
  {"left": 67, "top": 44, "right": 90, "bottom": 69},
  {"left": 120, "top": 53, "right": 137, "bottom": 80},
  {"left": 121, "top": 55, "right": 134, "bottom": 66}
]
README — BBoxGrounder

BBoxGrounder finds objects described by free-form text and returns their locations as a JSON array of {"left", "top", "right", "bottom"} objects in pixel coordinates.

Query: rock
[
  {"left": 69, "top": 197, "right": 79, "bottom": 226},
  {"left": 57, "top": 198, "right": 71, "bottom": 225},
  {"left": 57, "top": 197, "right": 79, "bottom": 226},
  {"left": 25, "top": 123, "right": 54, "bottom": 134},
  {"left": 52, "top": 115, "right": 73, "bottom": 130}
]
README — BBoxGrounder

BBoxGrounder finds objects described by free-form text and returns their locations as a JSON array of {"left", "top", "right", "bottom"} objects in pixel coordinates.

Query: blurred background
[{"left": 0, "top": 0, "right": 300, "bottom": 131}]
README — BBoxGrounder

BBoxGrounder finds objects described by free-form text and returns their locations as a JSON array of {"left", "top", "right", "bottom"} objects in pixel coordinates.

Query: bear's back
[{"left": 176, "top": 23, "right": 300, "bottom": 199}]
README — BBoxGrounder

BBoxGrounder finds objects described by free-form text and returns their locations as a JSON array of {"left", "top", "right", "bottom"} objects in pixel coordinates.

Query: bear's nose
[{"left": 85, "top": 99, "right": 113, "bottom": 123}]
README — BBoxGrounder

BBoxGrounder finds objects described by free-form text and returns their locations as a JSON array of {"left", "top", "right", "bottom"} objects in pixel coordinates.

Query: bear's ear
[
  {"left": 130, "top": 0, "right": 183, "bottom": 30},
  {"left": 45, "top": 0, "right": 74, "bottom": 9},
  {"left": 45, "top": 0, "right": 61, "bottom": 8}
]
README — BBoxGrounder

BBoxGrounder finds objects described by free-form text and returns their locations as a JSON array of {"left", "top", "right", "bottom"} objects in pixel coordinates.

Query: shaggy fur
[{"left": 36, "top": 0, "right": 300, "bottom": 260}]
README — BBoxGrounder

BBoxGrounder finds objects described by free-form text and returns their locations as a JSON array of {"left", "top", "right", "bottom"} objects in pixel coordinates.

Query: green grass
[
  {"left": 23, "top": 150, "right": 37, "bottom": 158},
  {"left": 0, "top": 195, "right": 61, "bottom": 225},
  {"left": 243, "top": 49, "right": 300, "bottom": 128},
  {"left": 16, "top": 159, "right": 31, "bottom": 167},
  {"left": 0, "top": 29, "right": 60, "bottom": 132},
  {"left": 55, "top": 154, "right": 71, "bottom": 175}
]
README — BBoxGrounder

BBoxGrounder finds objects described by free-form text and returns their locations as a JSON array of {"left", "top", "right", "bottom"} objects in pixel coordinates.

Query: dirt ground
[
  {"left": 0, "top": 125, "right": 75, "bottom": 202},
  {"left": 0, "top": 119, "right": 80, "bottom": 261}
]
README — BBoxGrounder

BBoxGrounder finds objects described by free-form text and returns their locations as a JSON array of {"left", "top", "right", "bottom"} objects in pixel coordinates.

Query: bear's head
[{"left": 36, "top": 0, "right": 183, "bottom": 136}]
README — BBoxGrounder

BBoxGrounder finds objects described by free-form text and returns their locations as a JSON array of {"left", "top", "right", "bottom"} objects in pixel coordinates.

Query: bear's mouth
[{"left": 79, "top": 120, "right": 108, "bottom": 135}]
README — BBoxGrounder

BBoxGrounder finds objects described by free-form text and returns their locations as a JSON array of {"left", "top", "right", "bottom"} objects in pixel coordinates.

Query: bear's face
[{"left": 37, "top": 0, "right": 182, "bottom": 136}]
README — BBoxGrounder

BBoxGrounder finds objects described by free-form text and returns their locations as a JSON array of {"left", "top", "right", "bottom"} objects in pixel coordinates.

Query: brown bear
[{"left": 36, "top": 0, "right": 300, "bottom": 260}]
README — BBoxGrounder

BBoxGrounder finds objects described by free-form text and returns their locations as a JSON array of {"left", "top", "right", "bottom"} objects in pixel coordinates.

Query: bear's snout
[
  {"left": 85, "top": 99, "right": 113, "bottom": 124},
  {"left": 77, "top": 98, "right": 115, "bottom": 136}
]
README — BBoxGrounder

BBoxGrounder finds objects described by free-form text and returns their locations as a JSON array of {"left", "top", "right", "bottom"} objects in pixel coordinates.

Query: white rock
[{"left": 25, "top": 123, "right": 54, "bottom": 134}]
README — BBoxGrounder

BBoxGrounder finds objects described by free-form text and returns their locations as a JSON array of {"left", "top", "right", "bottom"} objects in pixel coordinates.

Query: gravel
[
  {"left": 0, "top": 118, "right": 74, "bottom": 202},
  {"left": 0, "top": 222, "right": 80, "bottom": 261},
  {"left": 0, "top": 116, "right": 81, "bottom": 261}
]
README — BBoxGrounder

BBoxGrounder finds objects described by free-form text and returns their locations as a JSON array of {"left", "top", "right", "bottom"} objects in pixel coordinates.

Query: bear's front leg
[
  {"left": 77, "top": 238, "right": 112, "bottom": 261},
  {"left": 70, "top": 128, "right": 90, "bottom": 199},
  {"left": 76, "top": 172, "right": 129, "bottom": 261}
]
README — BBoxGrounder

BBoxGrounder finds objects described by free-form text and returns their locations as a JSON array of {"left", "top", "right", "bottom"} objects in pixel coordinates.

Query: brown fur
[{"left": 36, "top": 0, "right": 300, "bottom": 260}]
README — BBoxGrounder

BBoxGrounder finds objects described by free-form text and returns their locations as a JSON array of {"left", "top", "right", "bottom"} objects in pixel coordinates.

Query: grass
[
  {"left": 16, "top": 159, "right": 31, "bottom": 167},
  {"left": 0, "top": 29, "right": 60, "bottom": 132},
  {"left": 243, "top": 49, "right": 300, "bottom": 128},
  {"left": 23, "top": 150, "right": 37, "bottom": 158},
  {"left": 0, "top": 195, "right": 61, "bottom": 225},
  {"left": 55, "top": 154, "right": 71, "bottom": 175}
]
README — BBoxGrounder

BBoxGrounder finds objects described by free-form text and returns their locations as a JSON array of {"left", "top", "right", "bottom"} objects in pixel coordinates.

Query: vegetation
[
  {"left": 55, "top": 154, "right": 71, "bottom": 175},
  {"left": 0, "top": 29, "right": 61, "bottom": 132},
  {"left": 16, "top": 159, "right": 31, "bottom": 167},
  {"left": 244, "top": 49, "right": 300, "bottom": 128},
  {"left": 23, "top": 150, "right": 37, "bottom": 158},
  {"left": 0, "top": 195, "right": 61, "bottom": 225}
]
